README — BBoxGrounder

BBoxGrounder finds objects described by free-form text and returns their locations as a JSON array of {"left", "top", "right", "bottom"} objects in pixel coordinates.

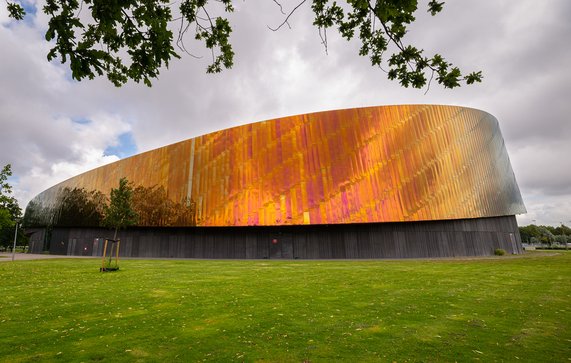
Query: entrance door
[
  {"left": 509, "top": 233, "right": 517, "bottom": 253},
  {"left": 269, "top": 233, "right": 293, "bottom": 259},
  {"left": 92, "top": 238, "right": 100, "bottom": 256},
  {"left": 67, "top": 238, "right": 77, "bottom": 255}
]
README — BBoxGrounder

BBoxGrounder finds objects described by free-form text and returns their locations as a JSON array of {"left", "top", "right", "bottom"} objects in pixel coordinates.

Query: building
[{"left": 24, "top": 105, "right": 526, "bottom": 258}]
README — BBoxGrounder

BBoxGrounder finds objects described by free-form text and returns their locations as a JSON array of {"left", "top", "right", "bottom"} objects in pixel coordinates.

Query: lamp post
[
  {"left": 11, "top": 219, "right": 20, "bottom": 262},
  {"left": 561, "top": 222, "right": 564, "bottom": 249},
  {"left": 565, "top": 221, "right": 571, "bottom": 251}
]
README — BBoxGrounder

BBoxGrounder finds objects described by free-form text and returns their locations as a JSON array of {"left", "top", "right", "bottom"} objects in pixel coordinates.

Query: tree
[
  {"left": 0, "top": 209, "right": 13, "bottom": 231},
  {"left": 519, "top": 224, "right": 541, "bottom": 244},
  {"left": 5, "top": 0, "right": 482, "bottom": 89},
  {"left": 536, "top": 225, "right": 554, "bottom": 245},
  {"left": 0, "top": 164, "right": 23, "bottom": 248},
  {"left": 554, "top": 224, "right": 571, "bottom": 237},
  {"left": 0, "top": 164, "right": 21, "bottom": 219},
  {"left": 102, "top": 177, "right": 138, "bottom": 240}
]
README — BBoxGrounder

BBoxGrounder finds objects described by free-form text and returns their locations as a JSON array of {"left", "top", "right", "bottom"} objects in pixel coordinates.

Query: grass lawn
[{"left": 0, "top": 252, "right": 569, "bottom": 362}]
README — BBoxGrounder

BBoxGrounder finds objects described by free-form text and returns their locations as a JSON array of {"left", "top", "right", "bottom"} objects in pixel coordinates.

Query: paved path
[{"left": 0, "top": 253, "right": 97, "bottom": 262}]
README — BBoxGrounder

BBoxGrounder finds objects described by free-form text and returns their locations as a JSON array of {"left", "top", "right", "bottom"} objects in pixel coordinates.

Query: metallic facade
[{"left": 25, "top": 105, "right": 526, "bottom": 228}]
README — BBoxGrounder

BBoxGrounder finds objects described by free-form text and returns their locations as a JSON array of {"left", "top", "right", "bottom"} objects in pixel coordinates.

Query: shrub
[{"left": 494, "top": 248, "right": 506, "bottom": 256}]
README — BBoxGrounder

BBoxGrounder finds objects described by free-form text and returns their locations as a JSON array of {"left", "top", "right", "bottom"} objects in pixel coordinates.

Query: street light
[
  {"left": 561, "top": 222, "right": 565, "bottom": 250},
  {"left": 566, "top": 221, "right": 571, "bottom": 251},
  {"left": 11, "top": 218, "right": 20, "bottom": 262}
]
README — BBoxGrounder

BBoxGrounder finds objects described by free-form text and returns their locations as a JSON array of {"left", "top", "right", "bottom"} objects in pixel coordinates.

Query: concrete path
[{"left": 0, "top": 252, "right": 97, "bottom": 262}]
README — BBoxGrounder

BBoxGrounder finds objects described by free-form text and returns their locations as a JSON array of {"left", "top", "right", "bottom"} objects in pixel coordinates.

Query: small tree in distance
[
  {"left": 1, "top": 164, "right": 23, "bottom": 249},
  {"left": 103, "top": 177, "right": 138, "bottom": 241}
]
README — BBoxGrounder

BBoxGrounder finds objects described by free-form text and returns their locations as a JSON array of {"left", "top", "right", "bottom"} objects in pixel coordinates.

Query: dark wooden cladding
[{"left": 27, "top": 215, "right": 523, "bottom": 258}]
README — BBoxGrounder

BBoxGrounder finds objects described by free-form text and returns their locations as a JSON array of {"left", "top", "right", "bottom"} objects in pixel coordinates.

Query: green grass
[{"left": 1, "top": 253, "right": 570, "bottom": 362}]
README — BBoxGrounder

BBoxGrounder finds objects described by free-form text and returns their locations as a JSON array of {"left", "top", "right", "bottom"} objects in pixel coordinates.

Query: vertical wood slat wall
[{"left": 29, "top": 215, "right": 522, "bottom": 259}]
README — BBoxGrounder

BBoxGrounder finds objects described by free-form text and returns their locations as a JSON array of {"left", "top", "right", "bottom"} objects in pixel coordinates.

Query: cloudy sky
[{"left": 1, "top": 0, "right": 570, "bottom": 226}]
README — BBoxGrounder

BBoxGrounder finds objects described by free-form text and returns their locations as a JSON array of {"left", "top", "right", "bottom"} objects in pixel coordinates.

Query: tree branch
[
  {"left": 271, "top": 0, "right": 286, "bottom": 15},
  {"left": 121, "top": 8, "right": 150, "bottom": 41},
  {"left": 268, "top": 0, "right": 306, "bottom": 32}
]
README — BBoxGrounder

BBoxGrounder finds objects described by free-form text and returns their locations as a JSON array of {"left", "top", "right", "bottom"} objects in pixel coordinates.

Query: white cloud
[
  {"left": 7, "top": 112, "right": 130, "bottom": 206},
  {"left": 0, "top": 17, "right": 132, "bottom": 206}
]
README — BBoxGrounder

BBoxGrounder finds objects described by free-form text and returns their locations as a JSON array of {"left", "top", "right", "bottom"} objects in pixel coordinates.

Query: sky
[{"left": 1, "top": 1, "right": 570, "bottom": 226}]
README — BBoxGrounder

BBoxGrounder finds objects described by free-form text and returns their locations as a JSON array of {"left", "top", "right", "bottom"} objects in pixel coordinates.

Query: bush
[{"left": 494, "top": 248, "right": 506, "bottom": 256}]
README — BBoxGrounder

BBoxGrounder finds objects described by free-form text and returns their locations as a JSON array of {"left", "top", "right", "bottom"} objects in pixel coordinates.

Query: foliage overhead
[
  {"left": 102, "top": 177, "right": 138, "bottom": 239},
  {"left": 5, "top": 0, "right": 482, "bottom": 89}
]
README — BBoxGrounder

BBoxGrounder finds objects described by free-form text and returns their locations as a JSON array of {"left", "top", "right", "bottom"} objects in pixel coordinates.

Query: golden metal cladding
[{"left": 25, "top": 105, "right": 526, "bottom": 227}]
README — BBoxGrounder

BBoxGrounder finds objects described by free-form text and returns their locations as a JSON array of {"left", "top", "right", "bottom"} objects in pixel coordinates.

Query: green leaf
[
  {"left": 5, "top": 0, "right": 482, "bottom": 90},
  {"left": 428, "top": 0, "right": 445, "bottom": 16},
  {"left": 7, "top": 2, "right": 25, "bottom": 20}
]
